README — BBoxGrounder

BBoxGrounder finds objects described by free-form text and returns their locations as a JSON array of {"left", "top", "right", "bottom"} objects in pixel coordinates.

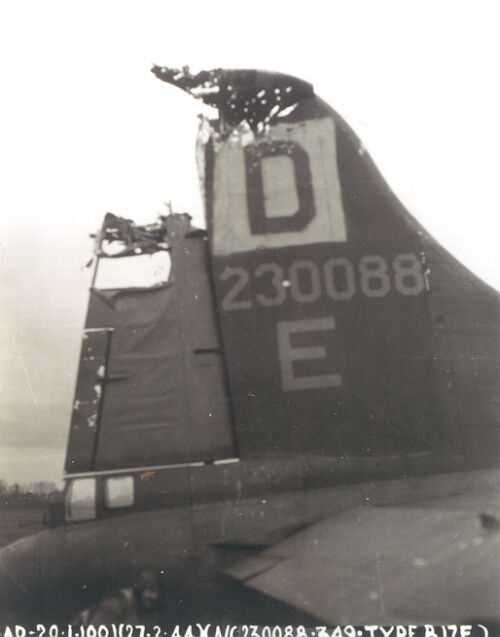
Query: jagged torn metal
[
  {"left": 151, "top": 65, "right": 314, "bottom": 133},
  {"left": 94, "top": 212, "right": 171, "bottom": 257}
]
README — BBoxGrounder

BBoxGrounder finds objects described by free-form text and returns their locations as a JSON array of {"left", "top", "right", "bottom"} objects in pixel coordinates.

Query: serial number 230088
[{"left": 220, "top": 253, "right": 428, "bottom": 312}]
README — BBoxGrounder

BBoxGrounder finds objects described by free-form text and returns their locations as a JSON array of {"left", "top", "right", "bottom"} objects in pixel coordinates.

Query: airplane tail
[
  {"left": 178, "top": 67, "right": 500, "bottom": 469},
  {"left": 66, "top": 68, "right": 500, "bottom": 476}
]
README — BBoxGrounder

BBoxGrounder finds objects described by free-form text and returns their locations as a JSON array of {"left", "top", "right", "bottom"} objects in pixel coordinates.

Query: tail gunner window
[
  {"left": 105, "top": 476, "right": 135, "bottom": 509},
  {"left": 65, "top": 478, "right": 96, "bottom": 522}
]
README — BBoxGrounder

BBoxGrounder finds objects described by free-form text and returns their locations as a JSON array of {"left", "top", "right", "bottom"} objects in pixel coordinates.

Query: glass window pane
[
  {"left": 105, "top": 476, "right": 134, "bottom": 509},
  {"left": 66, "top": 478, "right": 96, "bottom": 522}
]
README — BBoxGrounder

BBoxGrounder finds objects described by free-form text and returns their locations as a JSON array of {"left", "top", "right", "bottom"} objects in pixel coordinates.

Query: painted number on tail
[
  {"left": 220, "top": 253, "right": 426, "bottom": 312},
  {"left": 277, "top": 318, "right": 341, "bottom": 391}
]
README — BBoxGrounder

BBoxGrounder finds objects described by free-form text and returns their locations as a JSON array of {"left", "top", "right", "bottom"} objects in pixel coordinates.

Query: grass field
[{"left": 0, "top": 505, "right": 46, "bottom": 548}]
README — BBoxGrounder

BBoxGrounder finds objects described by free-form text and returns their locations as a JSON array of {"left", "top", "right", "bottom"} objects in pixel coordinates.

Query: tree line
[{"left": 0, "top": 478, "right": 60, "bottom": 503}]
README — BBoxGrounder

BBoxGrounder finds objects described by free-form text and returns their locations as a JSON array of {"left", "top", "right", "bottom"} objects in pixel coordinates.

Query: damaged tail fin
[{"left": 153, "top": 67, "right": 500, "bottom": 469}]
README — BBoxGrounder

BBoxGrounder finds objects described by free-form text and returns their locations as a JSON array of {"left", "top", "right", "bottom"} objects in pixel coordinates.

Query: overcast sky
[{"left": 1, "top": 0, "right": 499, "bottom": 485}]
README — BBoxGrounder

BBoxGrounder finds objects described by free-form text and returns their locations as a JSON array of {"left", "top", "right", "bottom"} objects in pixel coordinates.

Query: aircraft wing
[{"left": 222, "top": 497, "right": 500, "bottom": 625}]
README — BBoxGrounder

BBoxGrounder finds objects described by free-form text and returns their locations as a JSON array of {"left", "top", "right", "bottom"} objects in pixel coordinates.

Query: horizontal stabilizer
[{"left": 223, "top": 501, "right": 500, "bottom": 624}]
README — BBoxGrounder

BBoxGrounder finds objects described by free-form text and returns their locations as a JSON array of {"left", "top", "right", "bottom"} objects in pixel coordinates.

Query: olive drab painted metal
[
  {"left": 66, "top": 67, "right": 500, "bottom": 474},
  {"left": 65, "top": 215, "right": 236, "bottom": 472},
  {"left": 1, "top": 66, "right": 500, "bottom": 627},
  {"left": 202, "top": 99, "right": 439, "bottom": 459}
]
